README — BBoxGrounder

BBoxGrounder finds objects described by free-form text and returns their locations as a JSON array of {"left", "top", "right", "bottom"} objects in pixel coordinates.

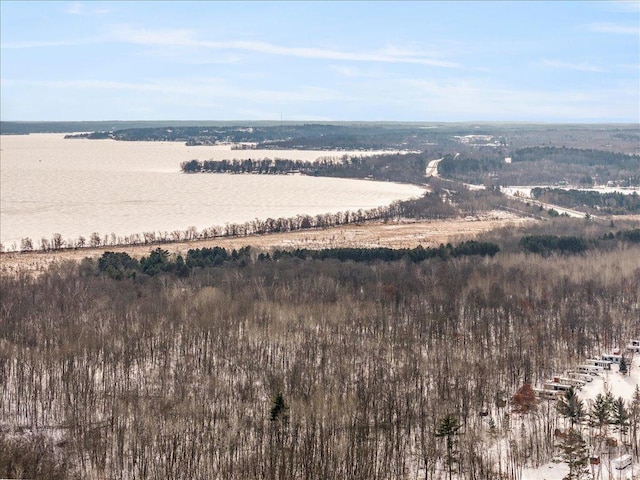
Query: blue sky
[{"left": 1, "top": 1, "right": 639, "bottom": 122}]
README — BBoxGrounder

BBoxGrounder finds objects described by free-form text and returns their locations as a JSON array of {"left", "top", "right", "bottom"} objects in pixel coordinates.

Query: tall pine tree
[
  {"left": 612, "top": 396, "right": 630, "bottom": 443},
  {"left": 557, "top": 388, "right": 585, "bottom": 428},
  {"left": 589, "top": 393, "right": 611, "bottom": 432},
  {"left": 435, "top": 414, "right": 462, "bottom": 480},
  {"left": 558, "top": 429, "right": 590, "bottom": 480}
]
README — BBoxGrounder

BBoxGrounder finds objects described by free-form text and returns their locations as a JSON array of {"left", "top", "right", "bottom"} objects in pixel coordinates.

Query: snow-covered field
[{"left": 502, "top": 186, "right": 640, "bottom": 199}]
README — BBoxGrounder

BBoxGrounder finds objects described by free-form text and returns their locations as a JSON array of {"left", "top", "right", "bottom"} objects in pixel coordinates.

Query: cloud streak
[
  {"left": 540, "top": 59, "right": 604, "bottom": 73},
  {"left": 109, "top": 26, "right": 461, "bottom": 68},
  {"left": 3, "top": 24, "right": 460, "bottom": 68},
  {"left": 585, "top": 22, "right": 639, "bottom": 35},
  {"left": 65, "top": 2, "right": 109, "bottom": 15}
]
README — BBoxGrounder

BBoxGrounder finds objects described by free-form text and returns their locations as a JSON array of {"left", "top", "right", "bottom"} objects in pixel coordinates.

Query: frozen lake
[{"left": 0, "top": 134, "right": 424, "bottom": 250}]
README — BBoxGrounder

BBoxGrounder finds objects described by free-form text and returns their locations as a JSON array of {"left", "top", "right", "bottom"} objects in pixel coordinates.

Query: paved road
[
  {"left": 426, "top": 153, "right": 593, "bottom": 219},
  {"left": 504, "top": 196, "right": 591, "bottom": 219},
  {"left": 425, "top": 158, "right": 442, "bottom": 177}
]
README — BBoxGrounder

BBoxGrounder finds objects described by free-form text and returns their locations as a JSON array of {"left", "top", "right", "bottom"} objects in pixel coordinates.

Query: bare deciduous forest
[{"left": 1, "top": 226, "right": 639, "bottom": 479}]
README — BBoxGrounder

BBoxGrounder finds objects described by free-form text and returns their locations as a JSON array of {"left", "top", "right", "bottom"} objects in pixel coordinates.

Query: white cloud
[
  {"left": 65, "top": 2, "right": 109, "bottom": 15},
  {"left": 585, "top": 22, "right": 640, "bottom": 35},
  {"left": 111, "top": 25, "right": 196, "bottom": 46},
  {"left": 354, "top": 77, "right": 639, "bottom": 121},
  {"left": 607, "top": 1, "right": 640, "bottom": 13},
  {"left": 110, "top": 25, "right": 460, "bottom": 68},
  {"left": 329, "top": 65, "right": 388, "bottom": 79},
  {"left": 3, "top": 23, "right": 460, "bottom": 68},
  {"left": 540, "top": 59, "right": 605, "bottom": 73}
]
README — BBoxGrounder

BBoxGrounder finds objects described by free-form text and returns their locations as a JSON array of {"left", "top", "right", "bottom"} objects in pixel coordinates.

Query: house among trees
[
  {"left": 578, "top": 364, "right": 602, "bottom": 375},
  {"left": 600, "top": 353, "right": 623, "bottom": 364},
  {"left": 552, "top": 376, "right": 585, "bottom": 388},
  {"left": 627, "top": 339, "right": 640, "bottom": 353},
  {"left": 586, "top": 358, "right": 613, "bottom": 370},
  {"left": 543, "top": 381, "right": 574, "bottom": 393}
]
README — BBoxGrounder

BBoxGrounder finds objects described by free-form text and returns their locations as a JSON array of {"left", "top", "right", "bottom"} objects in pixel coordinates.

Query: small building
[
  {"left": 543, "top": 381, "right": 573, "bottom": 392},
  {"left": 587, "top": 358, "right": 613, "bottom": 370},
  {"left": 627, "top": 339, "right": 640, "bottom": 353},
  {"left": 578, "top": 365, "right": 601, "bottom": 375},
  {"left": 601, "top": 354, "right": 622, "bottom": 364},
  {"left": 567, "top": 371, "right": 593, "bottom": 382},
  {"left": 533, "top": 388, "right": 560, "bottom": 400},
  {"left": 553, "top": 376, "right": 585, "bottom": 388}
]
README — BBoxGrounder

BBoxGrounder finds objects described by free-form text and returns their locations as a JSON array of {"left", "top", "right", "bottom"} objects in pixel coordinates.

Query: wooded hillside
[{"left": 1, "top": 233, "right": 639, "bottom": 479}]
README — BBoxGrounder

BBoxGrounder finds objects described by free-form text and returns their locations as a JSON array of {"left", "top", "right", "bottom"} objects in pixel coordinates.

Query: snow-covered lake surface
[{"left": 0, "top": 134, "right": 424, "bottom": 249}]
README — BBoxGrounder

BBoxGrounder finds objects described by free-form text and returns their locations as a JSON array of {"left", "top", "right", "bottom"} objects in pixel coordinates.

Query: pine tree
[
  {"left": 589, "top": 393, "right": 611, "bottom": 432},
  {"left": 619, "top": 355, "right": 628, "bottom": 375},
  {"left": 558, "top": 429, "right": 590, "bottom": 480},
  {"left": 631, "top": 386, "right": 640, "bottom": 457},
  {"left": 557, "top": 388, "right": 585, "bottom": 428},
  {"left": 270, "top": 393, "right": 288, "bottom": 423},
  {"left": 612, "top": 396, "right": 630, "bottom": 442},
  {"left": 435, "top": 414, "right": 462, "bottom": 480}
]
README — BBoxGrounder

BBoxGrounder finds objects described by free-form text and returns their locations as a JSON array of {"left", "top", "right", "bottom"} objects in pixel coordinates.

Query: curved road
[
  {"left": 425, "top": 154, "right": 593, "bottom": 219},
  {"left": 425, "top": 158, "right": 442, "bottom": 177}
]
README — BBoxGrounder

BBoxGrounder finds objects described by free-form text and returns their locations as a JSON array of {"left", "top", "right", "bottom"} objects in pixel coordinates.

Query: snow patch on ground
[{"left": 522, "top": 352, "right": 640, "bottom": 480}]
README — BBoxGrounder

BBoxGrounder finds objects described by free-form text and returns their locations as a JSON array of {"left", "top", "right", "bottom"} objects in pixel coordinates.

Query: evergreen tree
[
  {"left": 435, "top": 414, "right": 462, "bottom": 480},
  {"left": 604, "top": 390, "right": 616, "bottom": 411},
  {"left": 557, "top": 388, "right": 585, "bottom": 428},
  {"left": 631, "top": 386, "right": 640, "bottom": 457},
  {"left": 558, "top": 429, "right": 590, "bottom": 480},
  {"left": 269, "top": 393, "right": 288, "bottom": 423},
  {"left": 619, "top": 355, "right": 628, "bottom": 375},
  {"left": 589, "top": 393, "right": 611, "bottom": 432},
  {"left": 268, "top": 393, "right": 289, "bottom": 480},
  {"left": 612, "top": 396, "right": 630, "bottom": 442}
]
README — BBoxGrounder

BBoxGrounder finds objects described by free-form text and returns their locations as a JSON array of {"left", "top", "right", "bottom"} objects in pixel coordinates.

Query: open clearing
[{"left": 0, "top": 211, "right": 532, "bottom": 276}]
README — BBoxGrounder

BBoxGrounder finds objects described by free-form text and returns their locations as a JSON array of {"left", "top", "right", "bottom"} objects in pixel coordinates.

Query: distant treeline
[
  {"left": 265, "top": 241, "right": 500, "bottom": 262},
  {"left": 11, "top": 185, "right": 503, "bottom": 253},
  {"left": 95, "top": 241, "right": 500, "bottom": 279},
  {"left": 437, "top": 148, "right": 640, "bottom": 187},
  {"left": 97, "top": 246, "right": 249, "bottom": 278},
  {"left": 93, "top": 229, "right": 640, "bottom": 280},
  {"left": 64, "top": 131, "right": 111, "bottom": 139},
  {"left": 531, "top": 188, "right": 640, "bottom": 214},
  {"left": 1, "top": 121, "right": 174, "bottom": 135},
  {"left": 62, "top": 124, "right": 451, "bottom": 150},
  {"left": 511, "top": 147, "right": 640, "bottom": 168},
  {"left": 181, "top": 152, "right": 429, "bottom": 184},
  {"left": 603, "top": 228, "right": 640, "bottom": 243},
  {"left": 8, "top": 201, "right": 406, "bottom": 253},
  {"left": 519, "top": 235, "right": 589, "bottom": 255},
  {"left": 519, "top": 228, "right": 640, "bottom": 256},
  {"left": 437, "top": 153, "right": 504, "bottom": 184}
]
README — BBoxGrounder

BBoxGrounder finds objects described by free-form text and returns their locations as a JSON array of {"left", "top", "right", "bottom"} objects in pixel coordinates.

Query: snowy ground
[{"left": 522, "top": 350, "right": 639, "bottom": 480}]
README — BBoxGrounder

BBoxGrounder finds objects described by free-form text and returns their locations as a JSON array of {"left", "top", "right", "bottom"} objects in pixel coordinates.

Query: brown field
[{"left": 0, "top": 211, "right": 532, "bottom": 276}]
